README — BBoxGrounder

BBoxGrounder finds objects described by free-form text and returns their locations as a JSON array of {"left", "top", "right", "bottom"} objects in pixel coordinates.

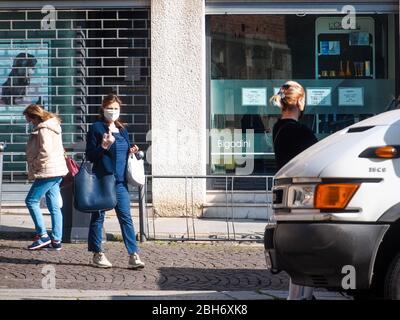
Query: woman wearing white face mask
[{"left": 85, "top": 93, "right": 145, "bottom": 269}]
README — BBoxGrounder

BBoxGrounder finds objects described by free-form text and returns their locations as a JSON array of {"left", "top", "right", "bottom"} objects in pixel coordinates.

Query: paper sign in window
[
  {"left": 339, "top": 88, "right": 364, "bottom": 106},
  {"left": 242, "top": 88, "right": 267, "bottom": 106},
  {"left": 306, "top": 88, "right": 332, "bottom": 106}
]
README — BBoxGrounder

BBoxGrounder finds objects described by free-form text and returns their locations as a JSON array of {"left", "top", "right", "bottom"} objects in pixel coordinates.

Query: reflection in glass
[
  {"left": 208, "top": 14, "right": 397, "bottom": 181},
  {"left": 1, "top": 52, "right": 38, "bottom": 105}
]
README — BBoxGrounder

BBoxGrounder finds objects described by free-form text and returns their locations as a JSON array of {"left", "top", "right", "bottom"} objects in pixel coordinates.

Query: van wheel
[{"left": 384, "top": 253, "right": 400, "bottom": 300}]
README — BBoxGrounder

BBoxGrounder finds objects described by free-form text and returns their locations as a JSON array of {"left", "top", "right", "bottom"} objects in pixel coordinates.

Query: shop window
[{"left": 208, "top": 13, "right": 398, "bottom": 181}]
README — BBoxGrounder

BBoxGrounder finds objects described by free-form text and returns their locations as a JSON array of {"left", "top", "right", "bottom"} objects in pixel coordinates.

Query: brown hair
[
  {"left": 269, "top": 81, "right": 305, "bottom": 112},
  {"left": 23, "top": 104, "right": 61, "bottom": 123},
  {"left": 99, "top": 93, "right": 125, "bottom": 129}
]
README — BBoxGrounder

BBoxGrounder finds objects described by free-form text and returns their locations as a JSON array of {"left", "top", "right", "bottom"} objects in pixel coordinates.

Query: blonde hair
[
  {"left": 270, "top": 81, "right": 305, "bottom": 112},
  {"left": 23, "top": 104, "right": 60, "bottom": 123}
]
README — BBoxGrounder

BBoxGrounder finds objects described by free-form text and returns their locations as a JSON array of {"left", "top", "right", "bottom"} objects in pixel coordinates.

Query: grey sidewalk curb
[
  {"left": 0, "top": 289, "right": 352, "bottom": 300},
  {"left": 0, "top": 214, "right": 267, "bottom": 242},
  {"left": 0, "top": 289, "right": 275, "bottom": 300},
  {"left": 0, "top": 228, "right": 265, "bottom": 243}
]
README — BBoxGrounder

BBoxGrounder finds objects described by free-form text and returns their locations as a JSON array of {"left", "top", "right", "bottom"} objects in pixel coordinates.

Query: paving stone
[{"left": 0, "top": 240, "right": 287, "bottom": 291}]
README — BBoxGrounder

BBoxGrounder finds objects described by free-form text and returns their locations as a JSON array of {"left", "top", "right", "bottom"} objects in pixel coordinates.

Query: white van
[{"left": 264, "top": 109, "right": 400, "bottom": 299}]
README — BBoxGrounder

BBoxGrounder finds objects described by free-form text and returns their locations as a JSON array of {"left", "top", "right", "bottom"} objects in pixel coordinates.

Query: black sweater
[{"left": 272, "top": 118, "right": 318, "bottom": 170}]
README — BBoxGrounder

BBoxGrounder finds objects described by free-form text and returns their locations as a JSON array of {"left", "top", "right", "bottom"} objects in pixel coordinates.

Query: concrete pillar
[{"left": 150, "top": 0, "right": 206, "bottom": 216}]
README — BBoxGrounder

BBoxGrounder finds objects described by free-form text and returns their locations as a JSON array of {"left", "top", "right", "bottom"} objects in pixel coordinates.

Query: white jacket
[{"left": 26, "top": 117, "right": 68, "bottom": 180}]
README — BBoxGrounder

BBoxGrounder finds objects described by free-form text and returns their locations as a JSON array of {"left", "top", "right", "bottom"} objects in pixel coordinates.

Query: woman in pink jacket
[{"left": 24, "top": 104, "right": 68, "bottom": 250}]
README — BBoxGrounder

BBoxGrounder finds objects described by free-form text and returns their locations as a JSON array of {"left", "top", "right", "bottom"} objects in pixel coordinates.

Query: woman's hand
[
  {"left": 101, "top": 131, "right": 115, "bottom": 150},
  {"left": 129, "top": 144, "right": 139, "bottom": 154}
]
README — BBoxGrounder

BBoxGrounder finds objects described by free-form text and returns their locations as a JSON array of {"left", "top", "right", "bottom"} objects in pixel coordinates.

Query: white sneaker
[
  {"left": 128, "top": 253, "right": 145, "bottom": 269},
  {"left": 92, "top": 252, "right": 112, "bottom": 268}
]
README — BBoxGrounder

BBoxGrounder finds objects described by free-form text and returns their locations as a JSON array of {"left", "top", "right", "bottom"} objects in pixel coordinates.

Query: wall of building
[{"left": 151, "top": 0, "right": 206, "bottom": 216}]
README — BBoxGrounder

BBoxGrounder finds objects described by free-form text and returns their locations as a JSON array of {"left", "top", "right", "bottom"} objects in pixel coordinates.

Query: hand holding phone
[{"left": 101, "top": 131, "right": 115, "bottom": 149}]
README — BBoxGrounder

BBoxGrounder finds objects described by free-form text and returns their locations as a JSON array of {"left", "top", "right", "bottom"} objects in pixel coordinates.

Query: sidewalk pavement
[
  {"left": 0, "top": 214, "right": 351, "bottom": 300},
  {"left": 0, "top": 213, "right": 267, "bottom": 240},
  {"left": 0, "top": 289, "right": 351, "bottom": 300},
  {"left": 0, "top": 239, "right": 352, "bottom": 300}
]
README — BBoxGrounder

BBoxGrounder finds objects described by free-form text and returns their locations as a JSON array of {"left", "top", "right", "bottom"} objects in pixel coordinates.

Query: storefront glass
[{"left": 207, "top": 12, "right": 399, "bottom": 179}]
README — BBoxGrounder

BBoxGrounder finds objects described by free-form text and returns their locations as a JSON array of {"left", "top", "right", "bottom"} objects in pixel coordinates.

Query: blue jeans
[
  {"left": 25, "top": 177, "right": 64, "bottom": 241},
  {"left": 88, "top": 182, "right": 139, "bottom": 255}
]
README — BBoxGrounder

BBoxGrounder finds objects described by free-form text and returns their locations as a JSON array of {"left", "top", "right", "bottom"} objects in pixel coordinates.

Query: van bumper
[{"left": 264, "top": 222, "right": 389, "bottom": 289}]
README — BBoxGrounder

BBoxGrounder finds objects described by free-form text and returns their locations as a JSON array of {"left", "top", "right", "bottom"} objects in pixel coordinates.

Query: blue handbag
[{"left": 73, "top": 160, "right": 117, "bottom": 213}]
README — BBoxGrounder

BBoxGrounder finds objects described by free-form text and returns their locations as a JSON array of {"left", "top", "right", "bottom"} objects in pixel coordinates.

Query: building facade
[{"left": 0, "top": 0, "right": 398, "bottom": 217}]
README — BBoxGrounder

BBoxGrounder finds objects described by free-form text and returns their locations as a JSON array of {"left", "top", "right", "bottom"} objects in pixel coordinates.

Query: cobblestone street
[{"left": 0, "top": 240, "right": 289, "bottom": 292}]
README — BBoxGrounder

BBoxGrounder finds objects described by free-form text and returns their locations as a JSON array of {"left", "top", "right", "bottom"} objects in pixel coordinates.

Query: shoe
[
  {"left": 47, "top": 240, "right": 62, "bottom": 251},
  {"left": 28, "top": 234, "right": 51, "bottom": 250},
  {"left": 128, "top": 253, "right": 145, "bottom": 269},
  {"left": 92, "top": 252, "right": 112, "bottom": 268}
]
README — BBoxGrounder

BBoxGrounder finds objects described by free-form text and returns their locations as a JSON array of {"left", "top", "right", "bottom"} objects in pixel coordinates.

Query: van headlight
[
  {"left": 287, "top": 185, "right": 315, "bottom": 208},
  {"left": 286, "top": 183, "right": 360, "bottom": 209}
]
